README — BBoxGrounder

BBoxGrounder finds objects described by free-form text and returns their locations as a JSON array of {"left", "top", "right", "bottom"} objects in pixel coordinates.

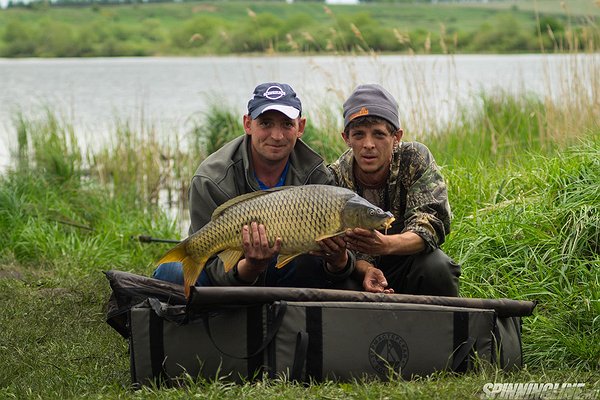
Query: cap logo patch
[
  {"left": 263, "top": 86, "right": 286, "bottom": 100},
  {"left": 350, "top": 107, "right": 369, "bottom": 121}
]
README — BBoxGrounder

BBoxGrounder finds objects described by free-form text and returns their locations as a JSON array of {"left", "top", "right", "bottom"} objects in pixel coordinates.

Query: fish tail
[
  {"left": 156, "top": 241, "right": 188, "bottom": 266},
  {"left": 156, "top": 242, "right": 207, "bottom": 299}
]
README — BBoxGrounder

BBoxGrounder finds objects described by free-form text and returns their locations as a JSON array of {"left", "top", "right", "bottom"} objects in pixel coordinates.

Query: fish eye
[{"left": 368, "top": 209, "right": 375, "bottom": 216}]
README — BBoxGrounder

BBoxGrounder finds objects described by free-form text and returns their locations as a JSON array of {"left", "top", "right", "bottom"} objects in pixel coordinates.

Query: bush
[
  {"left": 2, "top": 20, "right": 36, "bottom": 57},
  {"left": 468, "top": 14, "right": 538, "bottom": 53},
  {"left": 170, "top": 15, "right": 224, "bottom": 51},
  {"left": 228, "top": 13, "right": 284, "bottom": 53}
]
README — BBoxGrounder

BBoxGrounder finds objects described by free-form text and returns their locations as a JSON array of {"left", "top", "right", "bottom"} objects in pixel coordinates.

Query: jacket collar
[{"left": 241, "top": 134, "right": 325, "bottom": 189}]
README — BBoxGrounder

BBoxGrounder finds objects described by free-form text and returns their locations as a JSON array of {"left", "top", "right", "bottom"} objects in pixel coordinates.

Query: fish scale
[
  {"left": 156, "top": 185, "right": 395, "bottom": 298},
  {"left": 204, "top": 187, "right": 342, "bottom": 253}
]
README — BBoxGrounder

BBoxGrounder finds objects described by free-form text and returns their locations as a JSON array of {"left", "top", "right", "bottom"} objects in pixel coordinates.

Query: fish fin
[
  {"left": 383, "top": 216, "right": 396, "bottom": 235},
  {"left": 315, "top": 231, "right": 345, "bottom": 241},
  {"left": 182, "top": 255, "right": 208, "bottom": 299},
  {"left": 212, "top": 192, "right": 268, "bottom": 219},
  {"left": 211, "top": 186, "right": 293, "bottom": 220},
  {"left": 275, "top": 253, "right": 302, "bottom": 269},
  {"left": 217, "top": 249, "right": 244, "bottom": 273}
]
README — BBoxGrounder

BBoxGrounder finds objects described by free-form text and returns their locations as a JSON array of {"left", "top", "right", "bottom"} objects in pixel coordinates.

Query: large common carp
[{"left": 157, "top": 185, "right": 395, "bottom": 297}]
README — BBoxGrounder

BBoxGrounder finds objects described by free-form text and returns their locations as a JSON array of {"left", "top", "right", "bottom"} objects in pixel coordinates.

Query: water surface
[{"left": 1, "top": 54, "right": 596, "bottom": 170}]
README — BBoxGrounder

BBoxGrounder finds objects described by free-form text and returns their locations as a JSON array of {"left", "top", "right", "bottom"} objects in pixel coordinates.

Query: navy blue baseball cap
[{"left": 247, "top": 82, "right": 302, "bottom": 119}]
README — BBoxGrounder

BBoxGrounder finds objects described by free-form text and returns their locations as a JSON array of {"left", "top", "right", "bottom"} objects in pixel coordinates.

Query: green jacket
[
  {"left": 328, "top": 141, "right": 451, "bottom": 263},
  {"left": 188, "top": 134, "right": 338, "bottom": 285}
]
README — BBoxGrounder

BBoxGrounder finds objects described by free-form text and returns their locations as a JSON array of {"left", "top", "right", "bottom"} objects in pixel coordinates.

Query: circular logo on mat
[{"left": 369, "top": 332, "right": 409, "bottom": 376}]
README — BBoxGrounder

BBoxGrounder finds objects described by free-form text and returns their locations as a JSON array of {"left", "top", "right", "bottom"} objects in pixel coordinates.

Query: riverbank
[{"left": 1, "top": 0, "right": 598, "bottom": 57}]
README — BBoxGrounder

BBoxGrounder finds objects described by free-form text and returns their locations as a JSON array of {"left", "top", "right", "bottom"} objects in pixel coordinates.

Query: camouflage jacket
[{"left": 328, "top": 141, "right": 451, "bottom": 263}]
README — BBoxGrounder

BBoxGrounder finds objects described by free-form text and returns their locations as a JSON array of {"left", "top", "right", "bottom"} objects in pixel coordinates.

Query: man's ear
[
  {"left": 341, "top": 131, "right": 350, "bottom": 145},
  {"left": 394, "top": 128, "right": 404, "bottom": 144},
  {"left": 296, "top": 117, "right": 306, "bottom": 137},
  {"left": 243, "top": 114, "right": 253, "bottom": 134}
]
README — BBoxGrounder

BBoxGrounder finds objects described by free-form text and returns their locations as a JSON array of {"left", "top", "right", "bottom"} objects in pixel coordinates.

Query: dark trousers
[
  {"left": 261, "top": 254, "right": 345, "bottom": 288},
  {"left": 377, "top": 249, "right": 461, "bottom": 296},
  {"left": 153, "top": 254, "right": 351, "bottom": 289}
]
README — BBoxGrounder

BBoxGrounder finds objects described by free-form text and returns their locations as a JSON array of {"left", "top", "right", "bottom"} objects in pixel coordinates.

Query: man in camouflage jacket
[{"left": 329, "top": 84, "right": 460, "bottom": 296}]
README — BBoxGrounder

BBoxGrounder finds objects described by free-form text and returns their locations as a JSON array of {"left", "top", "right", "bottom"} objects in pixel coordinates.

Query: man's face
[
  {"left": 343, "top": 121, "right": 402, "bottom": 176},
  {"left": 244, "top": 110, "right": 305, "bottom": 165}
]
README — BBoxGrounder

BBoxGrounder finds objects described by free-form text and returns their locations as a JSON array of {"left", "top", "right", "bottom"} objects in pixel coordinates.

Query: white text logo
[{"left": 482, "top": 382, "right": 597, "bottom": 399}]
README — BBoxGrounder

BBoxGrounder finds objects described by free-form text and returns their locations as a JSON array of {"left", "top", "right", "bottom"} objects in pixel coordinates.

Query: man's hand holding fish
[
  {"left": 312, "top": 236, "right": 349, "bottom": 274},
  {"left": 236, "top": 222, "right": 281, "bottom": 283}
]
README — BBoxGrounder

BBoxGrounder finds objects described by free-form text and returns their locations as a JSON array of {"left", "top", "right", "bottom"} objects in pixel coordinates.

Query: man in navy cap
[
  {"left": 330, "top": 84, "right": 461, "bottom": 296},
  {"left": 153, "top": 82, "right": 354, "bottom": 287}
]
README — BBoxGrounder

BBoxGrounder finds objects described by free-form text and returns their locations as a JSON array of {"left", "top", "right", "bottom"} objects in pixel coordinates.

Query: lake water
[{"left": 1, "top": 54, "right": 598, "bottom": 171}]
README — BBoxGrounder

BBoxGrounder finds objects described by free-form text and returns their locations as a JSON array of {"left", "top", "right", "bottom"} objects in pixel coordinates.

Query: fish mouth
[{"left": 381, "top": 216, "right": 395, "bottom": 234}]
